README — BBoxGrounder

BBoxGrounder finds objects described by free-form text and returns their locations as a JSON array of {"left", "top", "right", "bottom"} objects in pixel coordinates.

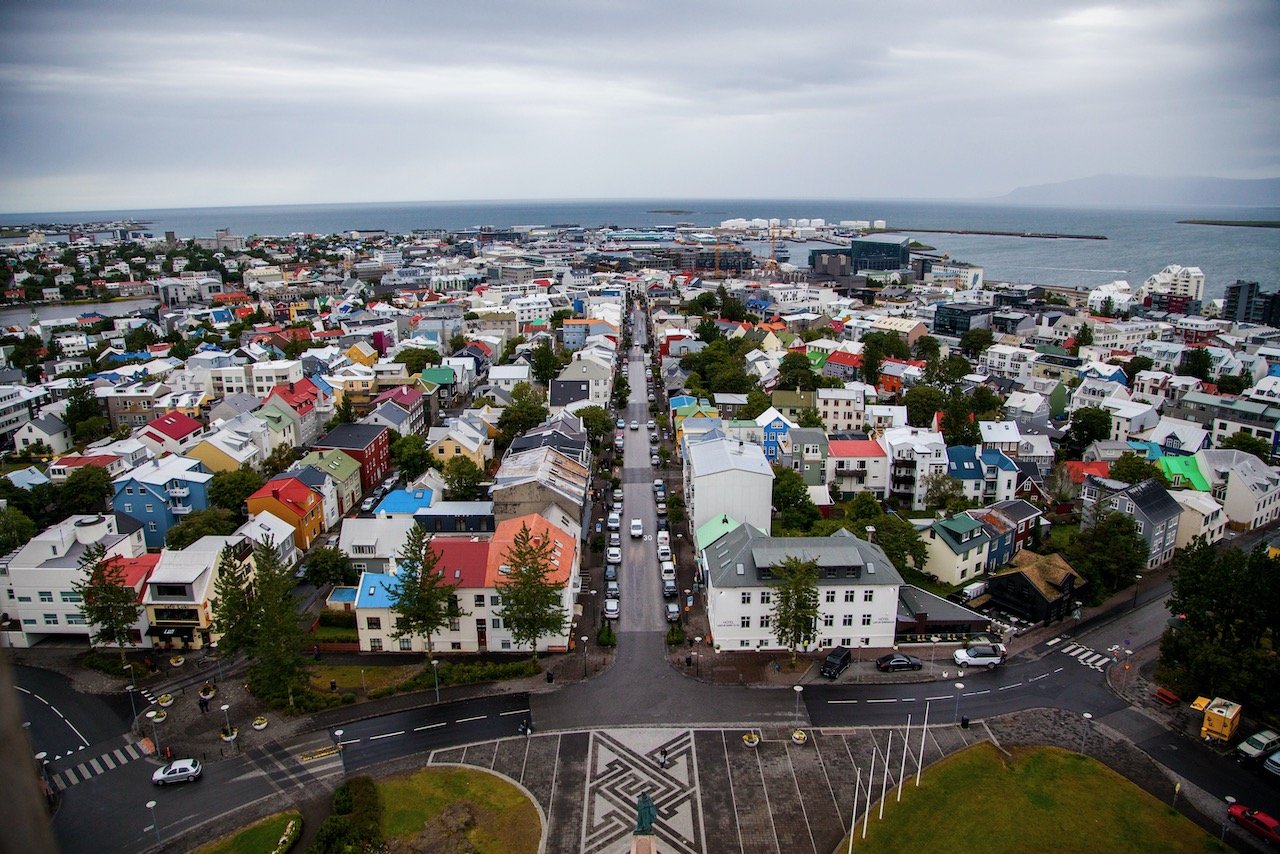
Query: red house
[{"left": 312, "top": 423, "right": 391, "bottom": 492}]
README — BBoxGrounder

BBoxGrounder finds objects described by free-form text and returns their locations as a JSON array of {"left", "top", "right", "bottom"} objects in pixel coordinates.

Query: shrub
[
  {"left": 393, "top": 659, "right": 539, "bottom": 696},
  {"left": 317, "top": 609, "right": 357, "bottom": 629},
  {"left": 331, "top": 782, "right": 353, "bottom": 815},
  {"left": 345, "top": 776, "right": 382, "bottom": 840},
  {"left": 81, "top": 651, "right": 130, "bottom": 677},
  {"left": 311, "top": 626, "right": 359, "bottom": 643},
  {"left": 340, "top": 692, "right": 357, "bottom": 705},
  {"left": 597, "top": 622, "right": 617, "bottom": 647},
  {"left": 665, "top": 624, "right": 685, "bottom": 646}
]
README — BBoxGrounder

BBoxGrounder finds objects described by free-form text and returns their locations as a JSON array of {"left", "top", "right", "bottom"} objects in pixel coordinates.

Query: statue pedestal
[{"left": 630, "top": 837, "right": 657, "bottom": 854}]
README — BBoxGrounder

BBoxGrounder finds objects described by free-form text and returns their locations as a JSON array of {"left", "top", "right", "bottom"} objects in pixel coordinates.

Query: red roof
[
  {"left": 53, "top": 453, "right": 121, "bottom": 470},
  {"left": 1064, "top": 460, "right": 1110, "bottom": 484},
  {"left": 826, "top": 351, "right": 863, "bottom": 368},
  {"left": 265, "top": 377, "right": 321, "bottom": 416},
  {"left": 145, "top": 412, "right": 203, "bottom": 441},
  {"left": 828, "top": 439, "right": 886, "bottom": 458},
  {"left": 105, "top": 553, "right": 161, "bottom": 600},
  {"left": 373, "top": 386, "right": 424, "bottom": 409},
  {"left": 431, "top": 537, "right": 491, "bottom": 588},
  {"left": 248, "top": 478, "right": 319, "bottom": 518}
]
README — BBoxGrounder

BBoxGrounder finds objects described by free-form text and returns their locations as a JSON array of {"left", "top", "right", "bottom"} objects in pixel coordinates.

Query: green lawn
[
  {"left": 197, "top": 811, "right": 300, "bottom": 854},
  {"left": 1047, "top": 523, "right": 1079, "bottom": 552},
  {"left": 843, "top": 743, "right": 1218, "bottom": 853},
  {"left": 379, "top": 766, "right": 541, "bottom": 853},
  {"left": 307, "top": 663, "right": 419, "bottom": 693}
]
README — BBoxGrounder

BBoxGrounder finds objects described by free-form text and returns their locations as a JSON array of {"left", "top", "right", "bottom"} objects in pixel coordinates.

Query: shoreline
[
  {"left": 874, "top": 226, "right": 1107, "bottom": 240},
  {"left": 1177, "top": 219, "right": 1280, "bottom": 229}
]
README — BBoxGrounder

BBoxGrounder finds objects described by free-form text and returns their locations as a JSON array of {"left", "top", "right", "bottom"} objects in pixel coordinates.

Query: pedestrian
[{"left": 659, "top": 748, "right": 668, "bottom": 769}]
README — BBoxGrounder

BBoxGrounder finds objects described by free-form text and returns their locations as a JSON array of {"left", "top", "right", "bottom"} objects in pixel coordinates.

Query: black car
[
  {"left": 875, "top": 652, "right": 924, "bottom": 672},
  {"left": 604, "top": 563, "right": 619, "bottom": 581}
]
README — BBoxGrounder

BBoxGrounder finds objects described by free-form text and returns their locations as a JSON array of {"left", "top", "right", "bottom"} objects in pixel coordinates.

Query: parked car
[
  {"left": 607, "top": 512, "right": 621, "bottom": 531},
  {"left": 630, "top": 420, "right": 639, "bottom": 430},
  {"left": 953, "top": 643, "right": 1007, "bottom": 670},
  {"left": 1264, "top": 749, "right": 1280, "bottom": 779},
  {"left": 360, "top": 497, "right": 376, "bottom": 513},
  {"left": 606, "top": 546, "right": 622, "bottom": 563},
  {"left": 605, "top": 580, "right": 620, "bottom": 599},
  {"left": 653, "top": 479, "right": 664, "bottom": 492},
  {"left": 616, "top": 418, "right": 626, "bottom": 429},
  {"left": 660, "top": 560, "right": 676, "bottom": 580},
  {"left": 152, "top": 758, "right": 202, "bottom": 786},
  {"left": 608, "top": 531, "right": 621, "bottom": 547},
  {"left": 1238, "top": 729, "right": 1280, "bottom": 763},
  {"left": 647, "top": 420, "right": 656, "bottom": 430},
  {"left": 603, "top": 598, "right": 621, "bottom": 620},
  {"left": 656, "top": 517, "right": 670, "bottom": 531},
  {"left": 662, "top": 578, "right": 678, "bottom": 598},
  {"left": 650, "top": 454, "right": 660, "bottom": 467},
  {"left": 820, "top": 647, "right": 852, "bottom": 679},
  {"left": 656, "top": 545, "right": 672, "bottom": 562},
  {"left": 665, "top": 602, "right": 681, "bottom": 622},
  {"left": 655, "top": 501, "right": 667, "bottom": 516},
  {"left": 1229, "top": 804, "right": 1280, "bottom": 845},
  {"left": 612, "top": 488, "right": 624, "bottom": 503},
  {"left": 875, "top": 652, "right": 924, "bottom": 672},
  {"left": 630, "top": 518, "right": 644, "bottom": 538},
  {"left": 614, "top": 435, "right": 624, "bottom": 451}
]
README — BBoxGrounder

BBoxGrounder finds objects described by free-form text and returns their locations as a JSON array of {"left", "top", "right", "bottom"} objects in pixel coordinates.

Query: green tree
[
  {"left": 1067, "top": 511, "right": 1149, "bottom": 603},
  {"left": 940, "top": 390, "right": 980, "bottom": 447},
  {"left": 1072, "top": 322, "right": 1094, "bottom": 355},
  {"left": 531, "top": 342, "right": 560, "bottom": 385},
  {"left": 923, "top": 471, "right": 971, "bottom": 513},
  {"left": 550, "top": 309, "right": 575, "bottom": 329},
  {"left": 777, "top": 352, "right": 819, "bottom": 391},
  {"left": 388, "top": 525, "right": 464, "bottom": 656},
  {"left": 391, "top": 433, "right": 432, "bottom": 480},
  {"left": 686, "top": 291, "right": 719, "bottom": 316},
  {"left": 61, "top": 465, "right": 113, "bottom": 515},
  {"left": 123, "top": 325, "right": 158, "bottom": 352},
  {"left": 903, "top": 385, "right": 945, "bottom": 428},
  {"left": 442, "top": 455, "right": 485, "bottom": 499},
  {"left": 304, "top": 546, "right": 356, "bottom": 587},
  {"left": 695, "top": 316, "right": 721, "bottom": 343},
  {"left": 772, "top": 465, "right": 819, "bottom": 532},
  {"left": 738, "top": 388, "right": 772, "bottom": 420},
  {"left": 495, "top": 523, "right": 568, "bottom": 661},
  {"left": 861, "top": 331, "right": 910, "bottom": 361},
  {"left": 211, "top": 543, "right": 256, "bottom": 657},
  {"left": 1176, "top": 348, "right": 1213, "bottom": 381},
  {"left": 1219, "top": 430, "right": 1272, "bottom": 462},
  {"left": 576, "top": 405, "right": 613, "bottom": 448},
  {"left": 209, "top": 466, "right": 265, "bottom": 514},
  {"left": 1126, "top": 355, "right": 1154, "bottom": 377},
  {"left": 71, "top": 543, "right": 142, "bottom": 667},
  {"left": 259, "top": 445, "right": 297, "bottom": 478},
  {"left": 0, "top": 506, "right": 36, "bottom": 553},
  {"left": 245, "top": 538, "right": 308, "bottom": 706},
  {"left": 64, "top": 381, "right": 103, "bottom": 426},
  {"left": 1109, "top": 452, "right": 1168, "bottom": 486},
  {"left": 166, "top": 507, "right": 240, "bottom": 549},
  {"left": 958, "top": 327, "right": 994, "bottom": 358},
  {"left": 1215, "top": 373, "right": 1250, "bottom": 395},
  {"left": 1060, "top": 406, "right": 1113, "bottom": 459},
  {"left": 326, "top": 395, "right": 356, "bottom": 429},
  {"left": 769, "top": 556, "right": 821, "bottom": 667},
  {"left": 394, "top": 347, "right": 440, "bottom": 375},
  {"left": 497, "top": 382, "right": 548, "bottom": 445},
  {"left": 796, "top": 408, "right": 824, "bottom": 428},
  {"left": 913, "top": 335, "right": 941, "bottom": 362}
]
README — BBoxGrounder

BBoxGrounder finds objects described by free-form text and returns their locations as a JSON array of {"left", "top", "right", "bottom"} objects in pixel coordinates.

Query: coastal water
[{"left": 1, "top": 198, "right": 1276, "bottom": 297}]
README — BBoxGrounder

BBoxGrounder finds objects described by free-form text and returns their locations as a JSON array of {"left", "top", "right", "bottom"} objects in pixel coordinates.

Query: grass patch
[
  {"left": 310, "top": 625, "right": 359, "bottom": 643},
  {"left": 307, "top": 663, "right": 419, "bottom": 693},
  {"left": 1047, "top": 524, "right": 1078, "bottom": 553},
  {"left": 196, "top": 811, "right": 301, "bottom": 854},
  {"left": 842, "top": 743, "right": 1216, "bottom": 853},
  {"left": 378, "top": 766, "right": 540, "bottom": 853}
]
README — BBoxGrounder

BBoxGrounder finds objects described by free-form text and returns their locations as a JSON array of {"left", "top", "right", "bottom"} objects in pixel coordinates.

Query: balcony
[
  {"left": 169, "top": 503, "right": 193, "bottom": 515},
  {"left": 167, "top": 485, "right": 190, "bottom": 498}
]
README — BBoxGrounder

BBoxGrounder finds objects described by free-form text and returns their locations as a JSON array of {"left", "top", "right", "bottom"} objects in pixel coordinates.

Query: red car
[{"left": 1229, "top": 803, "right": 1280, "bottom": 844}]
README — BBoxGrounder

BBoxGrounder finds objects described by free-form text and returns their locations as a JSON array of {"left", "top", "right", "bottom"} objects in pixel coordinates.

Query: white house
[
  {"left": 878, "top": 426, "right": 947, "bottom": 511},
  {"left": 14, "top": 413, "right": 73, "bottom": 454},
  {"left": 684, "top": 435, "right": 774, "bottom": 535},
  {"left": 1169, "top": 490, "right": 1226, "bottom": 549},
  {"left": 338, "top": 516, "right": 419, "bottom": 574},
  {"left": 1194, "top": 449, "right": 1280, "bottom": 531}
]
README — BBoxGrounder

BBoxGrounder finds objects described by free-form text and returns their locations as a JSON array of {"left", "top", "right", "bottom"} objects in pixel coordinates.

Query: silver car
[
  {"left": 153, "top": 758, "right": 202, "bottom": 785},
  {"left": 603, "top": 598, "right": 621, "bottom": 619}
]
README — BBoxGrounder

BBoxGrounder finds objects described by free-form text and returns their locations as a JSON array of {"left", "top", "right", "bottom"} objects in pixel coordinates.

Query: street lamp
[
  {"left": 694, "top": 636, "right": 703, "bottom": 678},
  {"left": 1081, "top": 712, "right": 1093, "bottom": 753},
  {"left": 430, "top": 659, "right": 440, "bottom": 704},
  {"left": 793, "top": 684, "right": 804, "bottom": 728},
  {"left": 930, "top": 636, "right": 940, "bottom": 668},
  {"left": 209, "top": 640, "right": 222, "bottom": 684},
  {"left": 125, "top": 683, "right": 138, "bottom": 725},
  {"left": 145, "top": 710, "right": 162, "bottom": 753},
  {"left": 1131, "top": 574, "right": 1143, "bottom": 610},
  {"left": 220, "top": 703, "right": 232, "bottom": 735},
  {"left": 580, "top": 635, "right": 589, "bottom": 678},
  {"left": 145, "top": 799, "right": 161, "bottom": 847},
  {"left": 954, "top": 682, "right": 965, "bottom": 724}
]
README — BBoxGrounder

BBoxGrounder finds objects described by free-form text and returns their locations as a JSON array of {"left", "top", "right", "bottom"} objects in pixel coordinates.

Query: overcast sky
[{"left": 1, "top": 1, "right": 1276, "bottom": 213}]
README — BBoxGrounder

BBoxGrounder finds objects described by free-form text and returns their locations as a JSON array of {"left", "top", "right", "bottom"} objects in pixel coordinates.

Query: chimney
[{"left": 864, "top": 525, "right": 876, "bottom": 543}]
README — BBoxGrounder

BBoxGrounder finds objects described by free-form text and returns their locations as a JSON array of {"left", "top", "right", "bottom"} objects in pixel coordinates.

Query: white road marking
[
  {"left": 369, "top": 730, "right": 405, "bottom": 741},
  {"left": 455, "top": 715, "right": 486, "bottom": 723},
  {"left": 1053, "top": 667, "right": 1064, "bottom": 673},
  {"left": 827, "top": 699, "right": 857, "bottom": 705},
  {"left": 336, "top": 738, "right": 360, "bottom": 745},
  {"left": 413, "top": 722, "right": 446, "bottom": 731},
  {"left": 1045, "top": 637, "right": 1063, "bottom": 647},
  {"left": 866, "top": 698, "right": 896, "bottom": 704},
  {"left": 961, "top": 690, "right": 989, "bottom": 697},
  {"left": 1029, "top": 673, "right": 1050, "bottom": 682},
  {"left": 925, "top": 695, "right": 950, "bottom": 701},
  {"left": 499, "top": 709, "right": 530, "bottom": 716},
  {"left": 998, "top": 682, "right": 1023, "bottom": 691}
]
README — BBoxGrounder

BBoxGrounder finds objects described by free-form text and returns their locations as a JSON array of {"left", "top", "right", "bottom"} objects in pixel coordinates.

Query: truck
[{"left": 1191, "top": 696, "right": 1242, "bottom": 743}]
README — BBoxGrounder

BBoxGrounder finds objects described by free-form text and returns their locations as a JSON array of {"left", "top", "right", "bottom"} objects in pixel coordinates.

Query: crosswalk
[
  {"left": 1059, "top": 642, "right": 1111, "bottom": 671},
  {"left": 50, "top": 741, "right": 146, "bottom": 791}
]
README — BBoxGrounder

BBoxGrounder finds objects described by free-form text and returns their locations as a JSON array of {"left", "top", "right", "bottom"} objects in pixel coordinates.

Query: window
[
  {"left": 449, "top": 618, "right": 460, "bottom": 631},
  {"left": 366, "top": 617, "right": 381, "bottom": 630},
  {"left": 66, "top": 613, "right": 87, "bottom": 625},
  {"left": 760, "top": 615, "right": 771, "bottom": 628},
  {"left": 473, "top": 594, "right": 485, "bottom": 608},
  {"left": 353, "top": 563, "right": 367, "bottom": 570},
  {"left": 1135, "top": 520, "right": 1144, "bottom": 534},
  {"left": 490, "top": 595, "right": 501, "bottom": 606},
  {"left": 825, "top": 590, "right": 836, "bottom": 603},
  {"left": 144, "top": 503, "right": 154, "bottom": 513},
  {"left": 864, "top": 590, "right": 874, "bottom": 602},
  {"left": 760, "top": 591, "right": 772, "bottom": 605},
  {"left": 491, "top": 618, "right": 502, "bottom": 629},
  {"left": 370, "top": 638, "right": 382, "bottom": 652},
  {"left": 60, "top": 592, "right": 81, "bottom": 603},
  {"left": 842, "top": 614, "right": 853, "bottom": 626},
  {"left": 39, "top": 591, "right": 53, "bottom": 603},
  {"left": 862, "top": 614, "right": 872, "bottom": 626},
  {"left": 398, "top": 637, "right": 413, "bottom": 651},
  {"left": 450, "top": 642, "right": 461, "bottom": 650},
  {"left": 844, "top": 590, "right": 856, "bottom": 602},
  {"left": 740, "top": 616, "right": 751, "bottom": 628},
  {"left": 500, "top": 640, "right": 512, "bottom": 650},
  {"left": 43, "top": 614, "right": 58, "bottom": 625},
  {"left": 123, "top": 503, "right": 133, "bottom": 513},
  {"left": 148, "top": 522, "right": 157, "bottom": 533},
  {"left": 823, "top": 614, "right": 834, "bottom": 627},
  {"left": 740, "top": 592, "right": 751, "bottom": 605}
]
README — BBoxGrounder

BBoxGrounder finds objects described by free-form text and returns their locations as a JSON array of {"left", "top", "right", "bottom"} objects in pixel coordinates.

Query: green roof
[
  {"left": 296, "top": 448, "right": 361, "bottom": 481},
  {"left": 1159, "top": 455, "right": 1209, "bottom": 491},
  {"left": 420, "top": 366, "right": 457, "bottom": 385},
  {"left": 696, "top": 515, "right": 742, "bottom": 550},
  {"left": 806, "top": 351, "right": 829, "bottom": 370}
]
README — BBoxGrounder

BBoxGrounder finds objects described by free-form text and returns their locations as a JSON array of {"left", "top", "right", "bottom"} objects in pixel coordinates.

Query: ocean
[{"left": 1, "top": 198, "right": 1277, "bottom": 298}]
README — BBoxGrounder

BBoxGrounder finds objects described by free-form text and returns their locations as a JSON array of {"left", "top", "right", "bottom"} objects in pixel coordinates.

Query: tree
[
  {"left": 1072, "top": 322, "right": 1094, "bottom": 355},
  {"left": 304, "top": 546, "right": 356, "bottom": 587},
  {"left": 123, "top": 325, "right": 158, "bottom": 352},
  {"left": 695, "top": 316, "right": 720, "bottom": 343},
  {"left": 576, "top": 405, "right": 613, "bottom": 448},
  {"left": 796, "top": 408, "right": 824, "bottom": 428},
  {"left": 940, "top": 390, "right": 980, "bottom": 447},
  {"left": 244, "top": 538, "right": 308, "bottom": 706},
  {"left": 1066, "top": 511, "right": 1149, "bottom": 603},
  {"left": 391, "top": 434, "right": 432, "bottom": 480},
  {"left": 772, "top": 465, "right": 819, "bottom": 532},
  {"left": 1046, "top": 463, "right": 1078, "bottom": 505},
  {"left": 394, "top": 347, "right": 440, "bottom": 375},
  {"left": 449, "top": 333, "right": 468, "bottom": 354},
  {"left": 326, "top": 395, "right": 356, "bottom": 430},
  {"left": 0, "top": 506, "right": 35, "bottom": 554},
  {"left": 443, "top": 455, "right": 485, "bottom": 499},
  {"left": 530, "top": 342, "right": 560, "bottom": 386},
  {"left": 903, "top": 385, "right": 945, "bottom": 428},
  {"left": 777, "top": 352, "right": 819, "bottom": 391},
  {"left": 958, "top": 327, "right": 994, "bottom": 358},
  {"left": 209, "top": 466, "right": 265, "bottom": 514},
  {"left": 913, "top": 335, "right": 941, "bottom": 362},
  {"left": 1215, "top": 373, "right": 1250, "bottom": 395},
  {"left": 1126, "top": 355, "right": 1154, "bottom": 377},
  {"left": 1176, "top": 348, "right": 1213, "bottom": 381},
  {"left": 495, "top": 523, "right": 568, "bottom": 661},
  {"left": 769, "top": 556, "right": 821, "bottom": 667},
  {"left": 497, "top": 382, "right": 548, "bottom": 445},
  {"left": 1060, "top": 406, "right": 1113, "bottom": 459},
  {"left": 64, "top": 381, "right": 102, "bottom": 427},
  {"left": 211, "top": 543, "right": 256, "bottom": 657},
  {"left": 1219, "top": 431, "right": 1272, "bottom": 462},
  {"left": 61, "top": 466, "right": 113, "bottom": 515},
  {"left": 166, "top": 508, "right": 240, "bottom": 549},
  {"left": 686, "top": 291, "right": 718, "bottom": 316},
  {"left": 260, "top": 445, "right": 297, "bottom": 477},
  {"left": 861, "top": 331, "right": 910, "bottom": 361},
  {"left": 388, "top": 526, "right": 464, "bottom": 657},
  {"left": 1109, "top": 452, "right": 1167, "bottom": 486},
  {"left": 738, "top": 388, "right": 772, "bottom": 420},
  {"left": 71, "top": 543, "right": 142, "bottom": 667},
  {"left": 923, "top": 471, "right": 970, "bottom": 513},
  {"left": 550, "top": 309, "right": 575, "bottom": 329}
]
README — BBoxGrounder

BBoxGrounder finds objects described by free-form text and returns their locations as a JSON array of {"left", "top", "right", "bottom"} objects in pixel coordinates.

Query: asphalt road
[
  {"left": 617, "top": 333, "right": 665, "bottom": 634},
  {"left": 16, "top": 664, "right": 129, "bottom": 761}
]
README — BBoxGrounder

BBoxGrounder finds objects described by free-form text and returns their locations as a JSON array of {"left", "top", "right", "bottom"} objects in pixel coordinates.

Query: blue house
[
  {"left": 754, "top": 407, "right": 795, "bottom": 462},
  {"left": 946, "top": 446, "right": 1019, "bottom": 505},
  {"left": 112, "top": 455, "right": 213, "bottom": 548}
]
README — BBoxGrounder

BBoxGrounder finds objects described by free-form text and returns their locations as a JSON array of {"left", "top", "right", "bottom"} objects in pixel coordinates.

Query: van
[
  {"left": 820, "top": 647, "right": 852, "bottom": 679},
  {"left": 656, "top": 531, "right": 670, "bottom": 548},
  {"left": 660, "top": 560, "right": 676, "bottom": 580}
]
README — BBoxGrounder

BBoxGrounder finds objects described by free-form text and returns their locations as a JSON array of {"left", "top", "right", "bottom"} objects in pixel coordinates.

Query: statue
[{"left": 634, "top": 791, "right": 656, "bottom": 835}]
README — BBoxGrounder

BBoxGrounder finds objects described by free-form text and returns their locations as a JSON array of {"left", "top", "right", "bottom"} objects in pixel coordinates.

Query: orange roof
[
  {"left": 828, "top": 439, "right": 886, "bottom": 458},
  {"left": 1064, "top": 460, "right": 1110, "bottom": 484},
  {"left": 431, "top": 537, "right": 491, "bottom": 588},
  {"left": 105, "top": 553, "right": 161, "bottom": 600},
  {"left": 485, "top": 515, "right": 576, "bottom": 588},
  {"left": 248, "top": 477, "right": 319, "bottom": 518}
]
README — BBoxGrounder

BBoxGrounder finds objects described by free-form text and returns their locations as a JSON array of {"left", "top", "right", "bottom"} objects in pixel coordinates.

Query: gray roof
[
  {"left": 705, "top": 524, "right": 902, "bottom": 589},
  {"left": 896, "top": 585, "right": 990, "bottom": 625},
  {"left": 317, "top": 422, "right": 387, "bottom": 449}
]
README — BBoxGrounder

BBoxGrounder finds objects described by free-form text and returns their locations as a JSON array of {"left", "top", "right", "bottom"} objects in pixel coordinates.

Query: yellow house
[
  {"left": 345, "top": 341, "right": 378, "bottom": 367},
  {"left": 186, "top": 430, "right": 263, "bottom": 473},
  {"left": 428, "top": 422, "right": 493, "bottom": 469}
]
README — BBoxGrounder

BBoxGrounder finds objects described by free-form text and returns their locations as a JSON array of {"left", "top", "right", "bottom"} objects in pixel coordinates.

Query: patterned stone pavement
[{"left": 430, "top": 722, "right": 988, "bottom": 854}]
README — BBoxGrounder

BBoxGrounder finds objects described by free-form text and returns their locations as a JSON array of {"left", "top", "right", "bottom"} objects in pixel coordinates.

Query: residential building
[
  {"left": 778, "top": 428, "right": 828, "bottom": 486},
  {"left": 979, "top": 345, "right": 1038, "bottom": 379},
  {"left": 235, "top": 511, "right": 299, "bottom": 569},
  {"left": 137, "top": 412, "right": 206, "bottom": 457},
  {"left": 923, "top": 515, "right": 991, "bottom": 586},
  {"left": 143, "top": 535, "right": 253, "bottom": 651},
  {"left": 263, "top": 377, "right": 330, "bottom": 446},
  {"left": 1193, "top": 449, "right": 1280, "bottom": 531},
  {"left": 481, "top": 514, "right": 578, "bottom": 652},
  {"left": 245, "top": 476, "right": 325, "bottom": 550},
  {"left": 47, "top": 453, "right": 129, "bottom": 483},
  {"left": 490, "top": 446, "right": 589, "bottom": 539},
  {"left": 985, "top": 551, "right": 1085, "bottom": 625},
  {"left": 933, "top": 303, "right": 993, "bottom": 337},
  {"left": 1169, "top": 490, "right": 1226, "bottom": 549},
  {"left": 313, "top": 423, "right": 392, "bottom": 492},
  {"left": 14, "top": 413, "right": 72, "bottom": 454},
  {"left": 104, "top": 381, "right": 170, "bottom": 430},
  {"left": 292, "top": 449, "right": 363, "bottom": 514},
  {"left": 815, "top": 384, "right": 878, "bottom": 433},
  {"left": 826, "top": 439, "right": 889, "bottom": 500},
  {"left": 1081, "top": 476, "right": 1181, "bottom": 568},
  {"left": 945, "top": 446, "right": 1019, "bottom": 506},
  {"left": 112, "top": 456, "right": 214, "bottom": 548},
  {"left": 684, "top": 436, "right": 774, "bottom": 535},
  {"left": 427, "top": 420, "right": 494, "bottom": 470},
  {"left": 338, "top": 516, "right": 419, "bottom": 574},
  {"left": 879, "top": 426, "right": 947, "bottom": 511}
]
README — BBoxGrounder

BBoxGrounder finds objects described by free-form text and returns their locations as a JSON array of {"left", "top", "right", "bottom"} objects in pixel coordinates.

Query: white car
[
  {"left": 660, "top": 560, "right": 676, "bottom": 581},
  {"left": 630, "top": 420, "right": 639, "bottom": 430},
  {"left": 606, "top": 546, "right": 622, "bottom": 563},
  {"left": 952, "top": 643, "right": 1007, "bottom": 670},
  {"left": 647, "top": 420, "right": 656, "bottom": 430},
  {"left": 603, "top": 598, "right": 621, "bottom": 620},
  {"left": 153, "top": 758, "right": 202, "bottom": 786},
  {"left": 606, "top": 512, "right": 621, "bottom": 531},
  {"left": 630, "top": 518, "right": 644, "bottom": 538},
  {"left": 656, "top": 545, "right": 672, "bottom": 562}
]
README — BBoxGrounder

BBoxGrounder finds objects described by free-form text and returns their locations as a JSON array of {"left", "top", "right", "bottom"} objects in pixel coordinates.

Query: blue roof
[
  {"left": 354, "top": 572, "right": 396, "bottom": 609},
  {"left": 946, "top": 446, "right": 983, "bottom": 480},
  {"left": 5, "top": 466, "right": 50, "bottom": 490},
  {"left": 308, "top": 373, "right": 334, "bottom": 394},
  {"left": 979, "top": 449, "right": 1019, "bottom": 471},
  {"left": 1126, "top": 439, "right": 1164, "bottom": 461},
  {"left": 375, "top": 488, "right": 434, "bottom": 515}
]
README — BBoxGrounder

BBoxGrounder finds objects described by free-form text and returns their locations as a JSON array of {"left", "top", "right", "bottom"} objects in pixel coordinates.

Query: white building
[
  {"left": 1169, "top": 490, "right": 1226, "bottom": 549},
  {"left": 815, "top": 383, "right": 878, "bottom": 433},
  {"left": 1142, "top": 264, "right": 1205, "bottom": 302},
  {"left": 879, "top": 426, "right": 947, "bottom": 511},
  {"left": 1194, "top": 449, "right": 1280, "bottom": 531},
  {"left": 684, "top": 436, "right": 774, "bottom": 535},
  {"left": 978, "top": 345, "right": 1039, "bottom": 379}
]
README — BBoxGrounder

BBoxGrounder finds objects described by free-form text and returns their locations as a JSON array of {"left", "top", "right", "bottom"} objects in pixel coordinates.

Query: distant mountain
[{"left": 997, "top": 174, "right": 1280, "bottom": 208}]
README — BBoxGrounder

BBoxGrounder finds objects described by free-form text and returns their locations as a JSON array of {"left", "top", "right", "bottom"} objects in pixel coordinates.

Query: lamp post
[
  {"left": 430, "top": 659, "right": 440, "bottom": 704},
  {"left": 580, "top": 635, "right": 589, "bottom": 678},
  {"left": 209, "top": 640, "right": 222, "bottom": 684},
  {"left": 145, "top": 710, "right": 162, "bottom": 753},
  {"left": 793, "top": 684, "right": 804, "bottom": 728},
  {"left": 220, "top": 703, "right": 232, "bottom": 735},
  {"left": 694, "top": 636, "right": 703, "bottom": 678},
  {"left": 1131, "top": 574, "right": 1143, "bottom": 610},
  {"left": 930, "top": 636, "right": 940, "bottom": 668},
  {"left": 1081, "top": 712, "right": 1093, "bottom": 753},
  {"left": 125, "top": 683, "right": 138, "bottom": 725},
  {"left": 146, "top": 799, "right": 161, "bottom": 847},
  {"left": 953, "top": 682, "right": 965, "bottom": 724}
]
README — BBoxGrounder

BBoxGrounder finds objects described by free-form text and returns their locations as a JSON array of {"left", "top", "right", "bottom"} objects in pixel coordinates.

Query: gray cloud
[{"left": 0, "top": 0, "right": 1277, "bottom": 211}]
